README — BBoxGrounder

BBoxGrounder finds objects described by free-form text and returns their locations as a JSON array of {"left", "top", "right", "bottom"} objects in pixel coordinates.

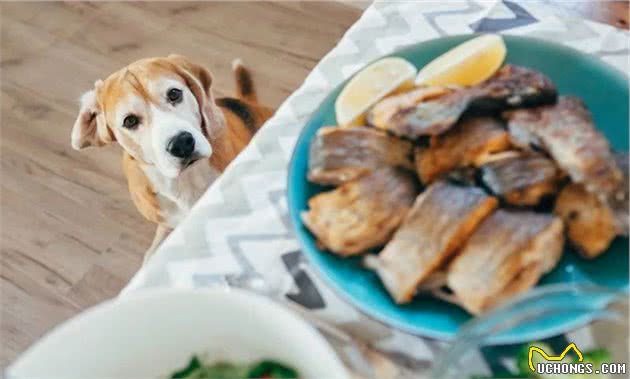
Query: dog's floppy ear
[
  {"left": 71, "top": 80, "right": 115, "bottom": 150},
  {"left": 167, "top": 54, "right": 217, "bottom": 137},
  {"left": 167, "top": 54, "right": 213, "bottom": 102}
]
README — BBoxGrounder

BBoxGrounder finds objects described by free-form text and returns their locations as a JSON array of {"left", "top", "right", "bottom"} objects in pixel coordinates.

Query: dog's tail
[{"left": 232, "top": 58, "right": 257, "bottom": 103}]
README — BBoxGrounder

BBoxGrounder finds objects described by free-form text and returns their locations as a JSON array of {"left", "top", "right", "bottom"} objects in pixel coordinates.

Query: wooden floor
[{"left": 0, "top": 2, "right": 362, "bottom": 368}]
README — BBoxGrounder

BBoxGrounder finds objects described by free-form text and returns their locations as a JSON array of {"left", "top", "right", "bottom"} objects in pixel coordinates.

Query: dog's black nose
[{"left": 167, "top": 131, "right": 195, "bottom": 159}]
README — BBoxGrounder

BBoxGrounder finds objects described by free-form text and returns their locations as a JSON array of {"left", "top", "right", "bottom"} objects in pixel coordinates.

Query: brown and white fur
[{"left": 71, "top": 55, "right": 273, "bottom": 263}]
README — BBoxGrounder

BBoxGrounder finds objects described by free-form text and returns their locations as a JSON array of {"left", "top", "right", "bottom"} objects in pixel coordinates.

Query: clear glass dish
[{"left": 430, "top": 283, "right": 628, "bottom": 378}]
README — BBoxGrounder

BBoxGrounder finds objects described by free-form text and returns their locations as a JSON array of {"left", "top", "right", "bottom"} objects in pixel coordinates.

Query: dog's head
[{"left": 71, "top": 55, "right": 221, "bottom": 178}]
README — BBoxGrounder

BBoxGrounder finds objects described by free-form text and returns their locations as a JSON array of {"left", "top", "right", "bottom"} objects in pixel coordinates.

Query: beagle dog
[{"left": 71, "top": 55, "right": 273, "bottom": 263}]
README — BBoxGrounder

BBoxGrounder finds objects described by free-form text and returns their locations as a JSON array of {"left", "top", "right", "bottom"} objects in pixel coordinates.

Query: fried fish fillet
[
  {"left": 554, "top": 183, "right": 618, "bottom": 258},
  {"left": 385, "top": 65, "right": 557, "bottom": 139},
  {"left": 367, "top": 86, "right": 451, "bottom": 130},
  {"left": 414, "top": 117, "right": 511, "bottom": 184},
  {"left": 506, "top": 96, "right": 622, "bottom": 200},
  {"left": 480, "top": 153, "right": 562, "bottom": 206},
  {"left": 554, "top": 152, "right": 628, "bottom": 258},
  {"left": 364, "top": 182, "right": 498, "bottom": 303},
  {"left": 441, "top": 166, "right": 479, "bottom": 187},
  {"left": 307, "top": 126, "right": 415, "bottom": 185},
  {"left": 302, "top": 167, "right": 418, "bottom": 256},
  {"left": 447, "top": 210, "right": 564, "bottom": 315}
]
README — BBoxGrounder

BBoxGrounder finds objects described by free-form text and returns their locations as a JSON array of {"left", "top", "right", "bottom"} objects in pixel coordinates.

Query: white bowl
[{"left": 7, "top": 288, "right": 349, "bottom": 379}]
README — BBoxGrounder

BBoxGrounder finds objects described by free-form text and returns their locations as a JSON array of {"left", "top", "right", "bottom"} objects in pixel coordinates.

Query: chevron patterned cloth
[{"left": 123, "top": 1, "right": 628, "bottom": 377}]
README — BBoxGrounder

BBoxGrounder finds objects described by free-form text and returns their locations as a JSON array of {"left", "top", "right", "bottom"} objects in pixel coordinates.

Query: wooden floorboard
[{"left": 0, "top": 1, "right": 361, "bottom": 368}]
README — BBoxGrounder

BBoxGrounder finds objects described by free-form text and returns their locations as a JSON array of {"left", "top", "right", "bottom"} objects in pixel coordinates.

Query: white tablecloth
[{"left": 123, "top": 1, "right": 629, "bottom": 376}]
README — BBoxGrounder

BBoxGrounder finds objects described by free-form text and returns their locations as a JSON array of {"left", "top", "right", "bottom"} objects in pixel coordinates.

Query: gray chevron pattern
[
  {"left": 470, "top": 1, "right": 537, "bottom": 32},
  {"left": 124, "top": 1, "right": 629, "bottom": 376},
  {"left": 423, "top": 0, "right": 486, "bottom": 35}
]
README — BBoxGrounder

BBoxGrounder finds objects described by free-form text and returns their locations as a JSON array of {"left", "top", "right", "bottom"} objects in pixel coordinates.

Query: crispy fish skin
[
  {"left": 301, "top": 167, "right": 418, "bottom": 256},
  {"left": 554, "top": 183, "right": 618, "bottom": 258},
  {"left": 506, "top": 96, "right": 622, "bottom": 199},
  {"left": 364, "top": 181, "right": 498, "bottom": 303},
  {"left": 387, "top": 65, "right": 557, "bottom": 139},
  {"left": 441, "top": 166, "right": 479, "bottom": 187},
  {"left": 389, "top": 90, "right": 470, "bottom": 138},
  {"left": 368, "top": 86, "right": 451, "bottom": 130},
  {"left": 553, "top": 151, "right": 628, "bottom": 258},
  {"left": 307, "top": 126, "right": 415, "bottom": 185},
  {"left": 480, "top": 153, "right": 562, "bottom": 206},
  {"left": 415, "top": 117, "right": 511, "bottom": 184},
  {"left": 447, "top": 210, "right": 564, "bottom": 315}
]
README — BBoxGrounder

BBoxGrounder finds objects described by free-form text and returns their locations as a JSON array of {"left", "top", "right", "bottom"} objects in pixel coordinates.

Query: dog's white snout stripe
[{"left": 150, "top": 105, "right": 212, "bottom": 178}]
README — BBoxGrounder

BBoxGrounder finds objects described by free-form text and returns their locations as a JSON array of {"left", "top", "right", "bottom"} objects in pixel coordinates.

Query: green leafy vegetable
[
  {"left": 171, "top": 356, "right": 202, "bottom": 379},
  {"left": 197, "top": 362, "right": 250, "bottom": 379},
  {"left": 247, "top": 360, "right": 299, "bottom": 378},
  {"left": 578, "top": 348, "right": 611, "bottom": 365},
  {"left": 170, "top": 356, "right": 299, "bottom": 379}
]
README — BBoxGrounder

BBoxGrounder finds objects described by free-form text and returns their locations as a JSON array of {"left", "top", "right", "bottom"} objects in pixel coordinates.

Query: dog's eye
[
  {"left": 167, "top": 88, "right": 183, "bottom": 104},
  {"left": 122, "top": 115, "right": 140, "bottom": 129}
]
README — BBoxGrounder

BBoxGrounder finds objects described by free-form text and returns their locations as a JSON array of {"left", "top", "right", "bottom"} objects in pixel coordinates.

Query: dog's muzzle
[{"left": 167, "top": 131, "right": 195, "bottom": 159}]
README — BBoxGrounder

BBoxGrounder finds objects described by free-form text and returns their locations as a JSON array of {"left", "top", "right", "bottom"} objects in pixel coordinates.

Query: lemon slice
[
  {"left": 335, "top": 57, "right": 417, "bottom": 126},
  {"left": 415, "top": 34, "right": 506, "bottom": 87}
]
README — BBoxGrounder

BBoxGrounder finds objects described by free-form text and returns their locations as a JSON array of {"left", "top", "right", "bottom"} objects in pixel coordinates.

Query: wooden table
[{"left": 0, "top": 0, "right": 626, "bottom": 369}]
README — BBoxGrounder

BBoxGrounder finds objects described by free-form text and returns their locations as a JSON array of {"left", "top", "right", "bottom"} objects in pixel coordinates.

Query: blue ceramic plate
[{"left": 287, "top": 35, "right": 629, "bottom": 344}]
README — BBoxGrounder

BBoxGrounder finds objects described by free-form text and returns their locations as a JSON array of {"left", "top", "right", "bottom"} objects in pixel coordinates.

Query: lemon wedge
[
  {"left": 335, "top": 57, "right": 417, "bottom": 126},
  {"left": 415, "top": 34, "right": 506, "bottom": 87}
]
